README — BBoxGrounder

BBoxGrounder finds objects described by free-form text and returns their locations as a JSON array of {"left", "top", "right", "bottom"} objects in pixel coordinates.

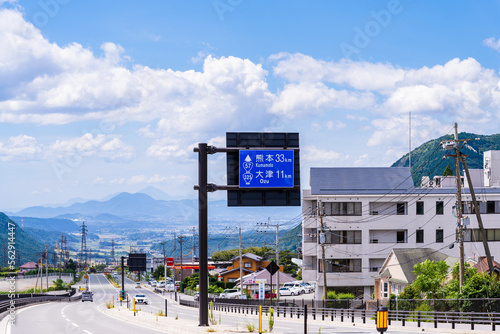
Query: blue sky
[{"left": 1, "top": 0, "right": 500, "bottom": 209}]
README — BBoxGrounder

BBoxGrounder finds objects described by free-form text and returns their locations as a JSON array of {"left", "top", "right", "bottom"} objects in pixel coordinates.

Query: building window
[
  {"left": 369, "top": 258, "right": 385, "bottom": 272},
  {"left": 416, "top": 229, "right": 424, "bottom": 243},
  {"left": 436, "top": 229, "right": 444, "bottom": 243},
  {"left": 244, "top": 262, "right": 252, "bottom": 268},
  {"left": 487, "top": 201, "right": 495, "bottom": 214},
  {"left": 436, "top": 201, "right": 444, "bottom": 215},
  {"left": 330, "top": 230, "right": 362, "bottom": 244},
  {"left": 396, "top": 231, "right": 406, "bottom": 243},
  {"left": 382, "top": 282, "right": 388, "bottom": 298},
  {"left": 398, "top": 285, "right": 401, "bottom": 294},
  {"left": 391, "top": 283, "right": 395, "bottom": 292},
  {"left": 320, "top": 259, "right": 362, "bottom": 273},
  {"left": 397, "top": 203, "right": 406, "bottom": 215},
  {"left": 228, "top": 278, "right": 236, "bottom": 283},
  {"left": 463, "top": 228, "right": 500, "bottom": 242},
  {"left": 324, "top": 202, "right": 362, "bottom": 216},
  {"left": 416, "top": 201, "right": 424, "bottom": 215}
]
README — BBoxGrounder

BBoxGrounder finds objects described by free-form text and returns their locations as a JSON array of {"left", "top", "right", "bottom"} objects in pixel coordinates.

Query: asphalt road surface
[{"left": 5, "top": 274, "right": 468, "bottom": 334}]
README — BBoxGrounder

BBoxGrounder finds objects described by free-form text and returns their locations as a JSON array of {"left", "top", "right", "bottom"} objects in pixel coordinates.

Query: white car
[
  {"left": 157, "top": 281, "right": 165, "bottom": 288},
  {"left": 300, "top": 282, "right": 314, "bottom": 293},
  {"left": 165, "top": 283, "right": 175, "bottom": 292},
  {"left": 219, "top": 289, "right": 241, "bottom": 299},
  {"left": 279, "top": 287, "right": 295, "bottom": 296},
  {"left": 134, "top": 294, "right": 149, "bottom": 304},
  {"left": 150, "top": 281, "right": 157, "bottom": 287},
  {"left": 282, "top": 282, "right": 303, "bottom": 295}
]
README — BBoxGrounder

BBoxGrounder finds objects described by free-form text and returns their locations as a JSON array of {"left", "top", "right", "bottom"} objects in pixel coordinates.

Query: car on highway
[
  {"left": 194, "top": 292, "right": 199, "bottom": 301},
  {"left": 81, "top": 291, "right": 93, "bottom": 302},
  {"left": 135, "top": 282, "right": 141, "bottom": 288},
  {"left": 150, "top": 281, "right": 157, "bottom": 287},
  {"left": 134, "top": 294, "right": 149, "bottom": 304},
  {"left": 157, "top": 281, "right": 165, "bottom": 288},
  {"left": 219, "top": 289, "right": 241, "bottom": 299},
  {"left": 165, "top": 283, "right": 175, "bottom": 292}
]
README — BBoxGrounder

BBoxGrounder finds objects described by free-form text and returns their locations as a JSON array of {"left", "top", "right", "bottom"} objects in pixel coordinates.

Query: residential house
[
  {"left": 219, "top": 253, "right": 283, "bottom": 284},
  {"left": 373, "top": 248, "right": 458, "bottom": 300}
]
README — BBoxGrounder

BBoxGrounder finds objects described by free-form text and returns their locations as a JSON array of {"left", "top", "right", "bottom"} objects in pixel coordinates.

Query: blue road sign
[{"left": 239, "top": 150, "right": 294, "bottom": 188}]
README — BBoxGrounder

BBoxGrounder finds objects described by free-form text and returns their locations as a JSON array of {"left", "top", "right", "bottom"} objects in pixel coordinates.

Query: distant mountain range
[
  {"left": 11, "top": 191, "right": 301, "bottom": 222},
  {"left": 392, "top": 132, "right": 500, "bottom": 186}
]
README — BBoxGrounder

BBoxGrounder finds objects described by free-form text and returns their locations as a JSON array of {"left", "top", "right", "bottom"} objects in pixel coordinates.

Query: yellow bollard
[
  {"left": 112, "top": 296, "right": 114, "bottom": 308},
  {"left": 259, "top": 305, "right": 262, "bottom": 334},
  {"left": 376, "top": 306, "right": 388, "bottom": 333}
]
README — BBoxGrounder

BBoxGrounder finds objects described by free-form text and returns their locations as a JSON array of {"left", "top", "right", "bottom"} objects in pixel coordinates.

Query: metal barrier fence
[
  {"left": 211, "top": 297, "right": 363, "bottom": 309},
  {"left": 0, "top": 290, "right": 81, "bottom": 320},
  {"left": 5, "top": 273, "right": 73, "bottom": 280},
  {"left": 389, "top": 298, "right": 500, "bottom": 313},
  {"left": 180, "top": 299, "right": 500, "bottom": 331}
]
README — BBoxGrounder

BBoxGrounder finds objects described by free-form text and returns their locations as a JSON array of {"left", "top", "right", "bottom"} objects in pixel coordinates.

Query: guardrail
[
  {"left": 0, "top": 290, "right": 81, "bottom": 320},
  {"left": 7, "top": 273, "right": 73, "bottom": 280}
]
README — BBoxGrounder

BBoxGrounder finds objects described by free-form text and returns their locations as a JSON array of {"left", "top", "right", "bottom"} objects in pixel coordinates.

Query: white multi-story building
[{"left": 302, "top": 151, "right": 500, "bottom": 299}]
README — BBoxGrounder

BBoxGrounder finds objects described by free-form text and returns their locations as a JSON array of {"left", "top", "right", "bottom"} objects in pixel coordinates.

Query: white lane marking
[
  {"left": 83, "top": 330, "right": 93, "bottom": 334},
  {"left": 72, "top": 323, "right": 79, "bottom": 327},
  {"left": 65, "top": 318, "right": 70, "bottom": 322}
]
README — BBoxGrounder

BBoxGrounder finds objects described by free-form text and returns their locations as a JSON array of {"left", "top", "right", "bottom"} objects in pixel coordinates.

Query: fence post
[
  {"left": 341, "top": 309, "right": 344, "bottom": 322},
  {"left": 434, "top": 311, "right": 437, "bottom": 328},
  {"left": 451, "top": 311, "right": 455, "bottom": 329},
  {"left": 304, "top": 305, "right": 307, "bottom": 334},
  {"left": 402, "top": 311, "right": 405, "bottom": 326},
  {"left": 418, "top": 311, "right": 421, "bottom": 327},
  {"left": 471, "top": 312, "right": 474, "bottom": 331},
  {"left": 492, "top": 312, "right": 496, "bottom": 331},
  {"left": 352, "top": 309, "right": 355, "bottom": 323},
  {"left": 363, "top": 309, "right": 366, "bottom": 324}
]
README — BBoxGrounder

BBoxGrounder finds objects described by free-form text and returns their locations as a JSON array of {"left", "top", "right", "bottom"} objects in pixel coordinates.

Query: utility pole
[
  {"left": 111, "top": 239, "right": 115, "bottom": 265},
  {"left": 45, "top": 245, "right": 48, "bottom": 291},
  {"left": 192, "top": 227, "right": 196, "bottom": 267},
  {"left": 256, "top": 219, "right": 281, "bottom": 300},
  {"left": 319, "top": 200, "right": 328, "bottom": 301},
  {"left": 239, "top": 224, "right": 243, "bottom": 298},
  {"left": 442, "top": 123, "right": 495, "bottom": 291},
  {"left": 79, "top": 222, "right": 88, "bottom": 272},
  {"left": 160, "top": 241, "right": 167, "bottom": 282},
  {"left": 178, "top": 234, "right": 186, "bottom": 281}
]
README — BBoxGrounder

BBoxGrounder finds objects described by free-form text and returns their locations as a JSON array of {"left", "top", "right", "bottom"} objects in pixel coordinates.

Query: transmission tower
[
  {"left": 79, "top": 222, "right": 88, "bottom": 270},
  {"left": 110, "top": 239, "right": 115, "bottom": 265}
]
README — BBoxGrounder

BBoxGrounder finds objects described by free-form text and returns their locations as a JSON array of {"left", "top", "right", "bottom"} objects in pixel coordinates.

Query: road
[
  {"left": 7, "top": 274, "right": 167, "bottom": 334},
  {"left": 4, "top": 274, "right": 474, "bottom": 334}
]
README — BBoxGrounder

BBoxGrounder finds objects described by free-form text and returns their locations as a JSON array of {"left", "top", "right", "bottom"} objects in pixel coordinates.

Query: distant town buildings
[{"left": 302, "top": 150, "right": 500, "bottom": 299}]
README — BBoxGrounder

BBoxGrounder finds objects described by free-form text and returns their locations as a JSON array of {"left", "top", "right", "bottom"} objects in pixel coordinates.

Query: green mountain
[
  {"left": 392, "top": 132, "right": 500, "bottom": 186},
  {"left": 0, "top": 212, "right": 45, "bottom": 265}
]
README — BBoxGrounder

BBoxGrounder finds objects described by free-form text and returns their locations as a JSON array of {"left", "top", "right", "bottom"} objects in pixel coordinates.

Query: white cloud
[
  {"left": 146, "top": 139, "right": 190, "bottom": 161},
  {"left": 271, "top": 82, "right": 375, "bottom": 117},
  {"left": 484, "top": 37, "right": 500, "bottom": 52},
  {"left": 47, "top": 133, "right": 135, "bottom": 162},
  {"left": 311, "top": 120, "right": 346, "bottom": 131},
  {"left": 0, "top": 134, "right": 41, "bottom": 161},
  {"left": 302, "top": 145, "right": 349, "bottom": 165}
]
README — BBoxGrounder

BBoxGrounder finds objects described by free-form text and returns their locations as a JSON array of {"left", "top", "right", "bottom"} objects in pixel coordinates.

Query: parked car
[
  {"left": 299, "top": 282, "right": 314, "bottom": 293},
  {"left": 282, "top": 282, "right": 304, "bottom": 295},
  {"left": 151, "top": 281, "right": 157, "bottom": 287},
  {"left": 194, "top": 292, "right": 199, "bottom": 301},
  {"left": 81, "top": 291, "right": 93, "bottom": 302},
  {"left": 157, "top": 281, "right": 165, "bottom": 288},
  {"left": 165, "top": 283, "right": 175, "bottom": 292},
  {"left": 219, "top": 289, "right": 241, "bottom": 299},
  {"left": 279, "top": 287, "right": 294, "bottom": 296},
  {"left": 255, "top": 290, "right": 277, "bottom": 299},
  {"left": 134, "top": 294, "right": 149, "bottom": 304}
]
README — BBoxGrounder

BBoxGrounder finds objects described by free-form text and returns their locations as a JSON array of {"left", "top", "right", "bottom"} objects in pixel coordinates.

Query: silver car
[{"left": 81, "top": 291, "right": 93, "bottom": 302}]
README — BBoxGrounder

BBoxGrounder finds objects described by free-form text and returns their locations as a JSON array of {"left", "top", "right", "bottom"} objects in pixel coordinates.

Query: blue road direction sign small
[{"left": 239, "top": 150, "right": 294, "bottom": 188}]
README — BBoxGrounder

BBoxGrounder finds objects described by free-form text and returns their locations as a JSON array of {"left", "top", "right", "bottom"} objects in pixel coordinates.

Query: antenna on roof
[{"left": 409, "top": 112, "right": 412, "bottom": 170}]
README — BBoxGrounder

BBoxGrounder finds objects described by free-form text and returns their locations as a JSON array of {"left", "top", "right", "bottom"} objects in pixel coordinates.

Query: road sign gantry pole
[{"left": 194, "top": 143, "right": 300, "bottom": 327}]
